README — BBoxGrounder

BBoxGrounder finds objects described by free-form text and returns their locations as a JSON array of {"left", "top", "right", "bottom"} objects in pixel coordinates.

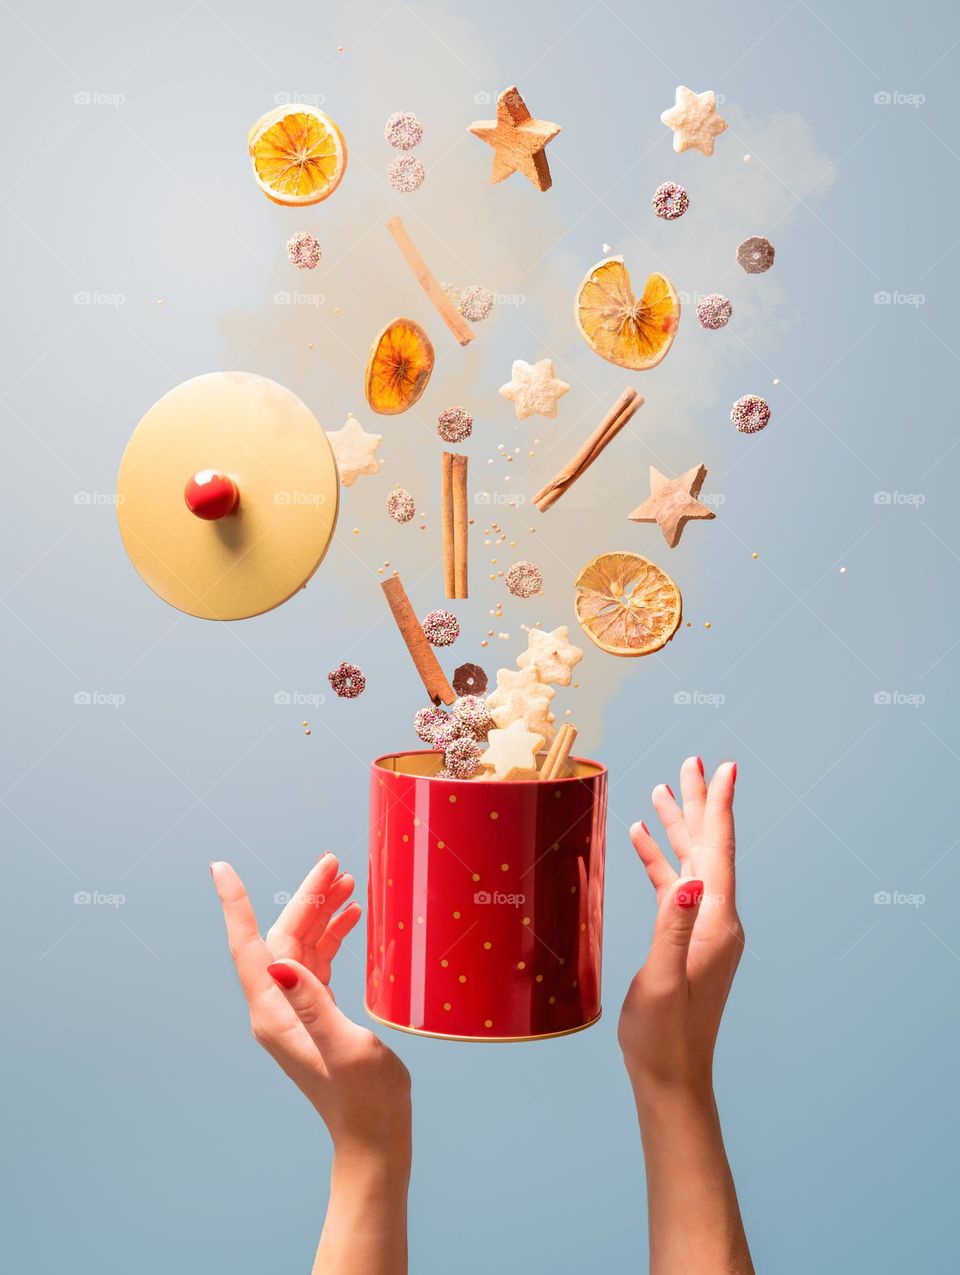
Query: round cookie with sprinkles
[
  {"left": 286, "top": 232, "right": 322, "bottom": 270},
  {"left": 388, "top": 154, "right": 425, "bottom": 194},
  {"left": 444, "top": 735, "right": 483, "bottom": 779},
  {"left": 386, "top": 488, "right": 416, "bottom": 523},
  {"left": 451, "top": 694, "right": 494, "bottom": 740},
  {"left": 414, "top": 705, "right": 448, "bottom": 744},
  {"left": 736, "top": 235, "right": 775, "bottom": 274},
  {"left": 327, "top": 661, "right": 366, "bottom": 698},
  {"left": 434, "top": 718, "right": 469, "bottom": 751},
  {"left": 384, "top": 111, "right": 424, "bottom": 151},
  {"left": 459, "top": 285, "right": 494, "bottom": 322},
  {"left": 651, "top": 181, "right": 689, "bottom": 220},
  {"left": 437, "top": 406, "right": 473, "bottom": 443},
  {"left": 505, "top": 561, "right": 543, "bottom": 598},
  {"left": 422, "top": 608, "right": 460, "bottom": 646},
  {"left": 730, "top": 394, "right": 771, "bottom": 434},
  {"left": 696, "top": 293, "right": 732, "bottom": 330}
]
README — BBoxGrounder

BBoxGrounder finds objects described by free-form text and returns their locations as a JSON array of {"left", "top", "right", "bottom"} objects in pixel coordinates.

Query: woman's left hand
[{"left": 211, "top": 854, "right": 411, "bottom": 1161}]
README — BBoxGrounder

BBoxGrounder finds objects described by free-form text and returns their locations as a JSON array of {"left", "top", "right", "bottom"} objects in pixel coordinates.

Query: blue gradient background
[{"left": 3, "top": 1, "right": 958, "bottom": 1270}]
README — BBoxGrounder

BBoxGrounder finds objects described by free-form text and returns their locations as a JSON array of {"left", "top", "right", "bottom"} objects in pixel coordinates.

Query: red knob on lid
[{"left": 184, "top": 470, "right": 239, "bottom": 520}]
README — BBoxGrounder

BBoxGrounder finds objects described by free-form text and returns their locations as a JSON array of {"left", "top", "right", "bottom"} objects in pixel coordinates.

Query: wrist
[
  {"left": 331, "top": 1129, "right": 412, "bottom": 1184},
  {"left": 630, "top": 1073, "right": 717, "bottom": 1128}
]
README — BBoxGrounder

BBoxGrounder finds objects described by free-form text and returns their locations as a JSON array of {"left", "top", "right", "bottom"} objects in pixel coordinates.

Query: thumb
[
  {"left": 267, "top": 959, "right": 355, "bottom": 1057},
  {"left": 643, "top": 877, "right": 703, "bottom": 989}
]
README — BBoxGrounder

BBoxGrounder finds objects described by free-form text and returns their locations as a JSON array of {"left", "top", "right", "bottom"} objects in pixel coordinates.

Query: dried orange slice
[
  {"left": 248, "top": 104, "right": 347, "bottom": 206},
  {"left": 575, "top": 257, "right": 680, "bottom": 370},
  {"left": 365, "top": 319, "right": 435, "bottom": 415},
  {"left": 574, "top": 551, "right": 682, "bottom": 657}
]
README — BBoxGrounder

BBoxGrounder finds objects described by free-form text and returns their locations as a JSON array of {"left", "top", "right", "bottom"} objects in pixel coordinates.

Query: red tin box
[{"left": 365, "top": 750, "right": 607, "bottom": 1042}]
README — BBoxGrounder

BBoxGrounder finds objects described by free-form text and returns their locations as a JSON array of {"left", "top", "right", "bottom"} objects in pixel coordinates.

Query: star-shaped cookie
[
  {"left": 660, "top": 86, "right": 727, "bottom": 157},
  {"left": 468, "top": 86, "right": 560, "bottom": 192},
  {"left": 486, "top": 667, "right": 555, "bottom": 743},
  {"left": 628, "top": 464, "right": 715, "bottom": 547},
  {"left": 517, "top": 625, "right": 584, "bottom": 686},
  {"left": 326, "top": 413, "right": 383, "bottom": 487},
  {"left": 499, "top": 359, "right": 570, "bottom": 420},
  {"left": 480, "top": 718, "right": 545, "bottom": 780}
]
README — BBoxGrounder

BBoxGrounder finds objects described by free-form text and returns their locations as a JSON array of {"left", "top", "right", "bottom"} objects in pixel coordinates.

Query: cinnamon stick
[
  {"left": 541, "top": 723, "right": 578, "bottom": 780},
  {"left": 451, "top": 453, "right": 469, "bottom": 598},
  {"left": 534, "top": 388, "right": 643, "bottom": 512},
  {"left": 386, "top": 217, "right": 475, "bottom": 347},
  {"left": 539, "top": 724, "right": 567, "bottom": 778},
  {"left": 381, "top": 575, "right": 455, "bottom": 705},
  {"left": 441, "top": 453, "right": 455, "bottom": 597}
]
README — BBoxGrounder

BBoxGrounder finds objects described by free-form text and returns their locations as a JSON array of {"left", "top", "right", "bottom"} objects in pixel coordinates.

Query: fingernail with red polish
[
  {"left": 664, "top": 784, "right": 675, "bottom": 799},
  {"left": 697, "top": 756, "right": 704, "bottom": 777},
  {"left": 677, "top": 880, "right": 703, "bottom": 909},
  {"left": 267, "top": 963, "right": 298, "bottom": 990},
  {"left": 731, "top": 762, "right": 738, "bottom": 785},
  {"left": 639, "top": 821, "right": 650, "bottom": 836}
]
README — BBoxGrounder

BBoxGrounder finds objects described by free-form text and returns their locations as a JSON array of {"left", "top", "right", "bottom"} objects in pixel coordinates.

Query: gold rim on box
[
  {"left": 372, "top": 748, "right": 606, "bottom": 784},
  {"left": 364, "top": 1004, "right": 602, "bottom": 1044}
]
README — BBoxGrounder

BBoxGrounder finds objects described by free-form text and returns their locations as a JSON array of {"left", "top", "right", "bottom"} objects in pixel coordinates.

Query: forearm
[
  {"left": 312, "top": 1146, "right": 411, "bottom": 1275},
  {"left": 633, "top": 1084, "right": 754, "bottom": 1275}
]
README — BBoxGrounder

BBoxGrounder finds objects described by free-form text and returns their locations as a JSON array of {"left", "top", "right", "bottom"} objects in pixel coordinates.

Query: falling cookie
[
  {"left": 468, "top": 86, "right": 561, "bottom": 192},
  {"left": 736, "top": 236, "right": 775, "bottom": 274},
  {"left": 660, "top": 86, "right": 727, "bottom": 157},
  {"left": 479, "top": 718, "right": 545, "bottom": 780},
  {"left": 499, "top": 358, "right": 570, "bottom": 420},
  {"left": 326, "top": 413, "right": 382, "bottom": 486},
  {"left": 628, "top": 464, "right": 716, "bottom": 548},
  {"left": 516, "top": 625, "right": 583, "bottom": 686},
  {"left": 486, "top": 667, "right": 555, "bottom": 744}
]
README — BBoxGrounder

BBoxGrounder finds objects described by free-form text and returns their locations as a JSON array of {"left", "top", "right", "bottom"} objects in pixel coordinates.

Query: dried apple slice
[{"left": 365, "top": 318, "right": 435, "bottom": 415}]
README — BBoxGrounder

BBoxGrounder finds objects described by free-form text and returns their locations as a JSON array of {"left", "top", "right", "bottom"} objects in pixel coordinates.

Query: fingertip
[
  {"left": 267, "top": 961, "right": 298, "bottom": 989},
  {"left": 676, "top": 878, "right": 704, "bottom": 909}
]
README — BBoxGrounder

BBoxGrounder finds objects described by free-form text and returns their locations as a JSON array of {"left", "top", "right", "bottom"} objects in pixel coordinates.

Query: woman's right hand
[
  {"left": 617, "top": 757, "right": 743, "bottom": 1099},
  {"left": 618, "top": 758, "right": 754, "bottom": 1275}
]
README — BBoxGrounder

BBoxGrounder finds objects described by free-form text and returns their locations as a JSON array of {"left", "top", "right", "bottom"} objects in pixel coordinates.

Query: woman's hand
[
  {"left": 618, "top": 758, "right": 754, "bottom": 1275},
  {"left": 618, "top": 757, "right": 743, "bottom": 1098},
  {"left": 210, "top": 855, "right": 411, "bottom": 1275}
]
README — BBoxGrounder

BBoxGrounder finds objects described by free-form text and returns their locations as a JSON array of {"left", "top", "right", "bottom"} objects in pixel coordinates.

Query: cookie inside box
[{"left": 373, "top": 749, "right": 603, "bottom": 782}]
